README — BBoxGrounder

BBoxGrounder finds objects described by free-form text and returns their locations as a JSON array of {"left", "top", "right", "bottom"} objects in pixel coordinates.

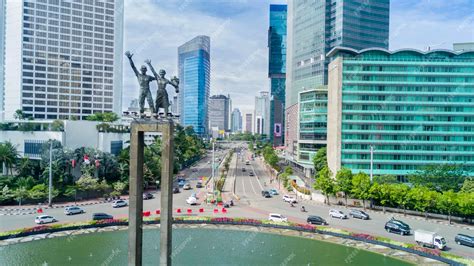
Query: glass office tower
[
  {"left": 178, "top": 36, "right": 210, "bottom": 137},
  {"left": 327, "top": 47, "right": 474, "bottom": 178},
  {"left": 285, "top": 0, "right": 389, "bottom": 171},
  {"left": 268, "top": 4, "right": 287, "bottom": 146}
]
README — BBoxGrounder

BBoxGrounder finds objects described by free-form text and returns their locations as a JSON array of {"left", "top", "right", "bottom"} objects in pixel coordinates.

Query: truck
[{"left": 414, "top": 230, "right": 446, "bottom": 250}]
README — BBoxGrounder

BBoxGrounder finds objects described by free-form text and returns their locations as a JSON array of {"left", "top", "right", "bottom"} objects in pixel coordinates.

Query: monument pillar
[{"left": 128, "top": 120, "right": 174, "bottom": 266}]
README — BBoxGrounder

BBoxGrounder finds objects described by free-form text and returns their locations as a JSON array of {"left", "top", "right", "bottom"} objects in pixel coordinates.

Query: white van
[{"left": 268, "top": 213, "right": 287, "bottom": 223}]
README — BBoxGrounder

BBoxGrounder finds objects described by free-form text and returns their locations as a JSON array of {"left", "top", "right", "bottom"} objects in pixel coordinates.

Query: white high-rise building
[
  {"left": 1, "top": 0, "right": 124, "bottom": 121},
  {"left": 254, "top": 91, "right": 270, "bottom": 136}
]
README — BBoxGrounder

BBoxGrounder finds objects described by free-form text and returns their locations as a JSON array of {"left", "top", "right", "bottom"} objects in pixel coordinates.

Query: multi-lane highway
[{"left": 0, "top": 144, "right": 472, "bottom": 258}]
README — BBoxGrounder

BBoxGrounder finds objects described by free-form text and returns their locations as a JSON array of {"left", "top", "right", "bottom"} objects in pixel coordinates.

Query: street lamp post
[
  {"left": 369, "top": 145, "right": 374, "bottom": 183},
  {"left": 48, "top": 141, "right": 53, "bottom": 207}
]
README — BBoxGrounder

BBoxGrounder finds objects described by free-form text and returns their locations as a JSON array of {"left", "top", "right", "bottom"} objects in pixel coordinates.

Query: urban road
[{"left": 0, "top": 144, "right": 472, "bottom": 259}]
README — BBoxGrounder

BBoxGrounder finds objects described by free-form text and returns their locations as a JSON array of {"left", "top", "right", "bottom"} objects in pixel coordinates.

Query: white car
[
  {"left": 268, "top": 213, "right": 287, "bottom": 223},
  {"left": 282, "top": 195, "right": 297, "bottom": 203},
  {"left": 35, "top": 215, "right": 57, "bottom": 224},
  {"left": 112, "top": 200, "right": 128, "bottom": 208},
  {"left": 186, "top": 197, "right": 197, "bottom": 205},
  {"left": 183, "top": 183, "right": 192, "bottom": 190},
  {"left": 329, "top": 209, "right": 347, "bottom": 219},
  {"left": 64, "top": 206, "right": 84, "bottom": 215}
]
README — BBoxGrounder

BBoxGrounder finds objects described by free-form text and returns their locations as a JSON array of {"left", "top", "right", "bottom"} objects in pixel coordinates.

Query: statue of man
[
  {"left": 125, "top": 51, "right": 155, "bottom": 115},
  {"left": 145, "top": 59, "right": 179, "bottom": 116}
]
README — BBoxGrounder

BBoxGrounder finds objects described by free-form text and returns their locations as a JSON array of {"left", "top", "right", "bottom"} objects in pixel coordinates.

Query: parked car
[
  {"left": 178, "top": 180, "right": 185, "bottom": 187},
  {"left": 455, "top": 234, "right": 474, "bottom": 247},
  {"left": 173, "top": 187, "right": 180, "bottom": 193},
  {"left": 143, "top": 192, "right": 154, "bottom": 200},
  {"left": 64, "top": 206, "right": 84, "bottom": 215},
  {"left": 329, "top": 209, "right": 347, "bottom": 219},
  {"left": 349, "top": 209, "right": 369, "bottom": 220},
  {"left": 414, "top": 230, "right": 446, "bottom": 250},
  {"left": 249, "top": 172, "right": 254, "bottom": 176},
  {"left": 385, "top": 218, "right": 411, "bottom": 235},
  {"left": 183, "top": 183, "right": 192, "bottom": 190},
  {"left": 307, "top": 215, "right": 328, "bottom": 225},
  {"left": 35, "top": 215, "right": 57, "bottom": 224},
  {"left": 92, "top": 213, "right": 113, "bottom": 220},
  {"left": 186, "top": 197, "right": 197, "bottom": 205},
  {"left": 196, "top": 181, "right": 203, "bottom": 188},
  {"left": 245, "top": 161, "right": 250, "bottom": 165},
  {"left": 261, "top": 190, "right": 271, "bottom": 198},
  {"left": 112, "top": 200, "right": 127, "bottom": 208},
  {"left": 268, "top": 188, "right": 279, "bottom": 195},
  {"left": 282, "top": 195, "right": 297, "bottom": 203},
  {"left": 268, "top": 213, "right": 287, "bottom": 223}
]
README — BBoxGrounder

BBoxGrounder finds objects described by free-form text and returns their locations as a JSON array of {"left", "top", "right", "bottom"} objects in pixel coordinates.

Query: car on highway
[
  {"left": 261, "top": 190, "right": 271, "bottom": 198},
  {"left": 455, "top": 234, "right": 474, "bottom": 247},
  {"left": 245, "top": 160, "right": 250, "bottom": 165},
  {"left": 112, "top": 200, "right": 127, "bottom": 208},
  {"left": 349, "top": 209, "right": 369, "bottom": 220},
  {"left": 282, "top": 195, "right": 297, "bottom": 203},
  {"left": 307, "top": 215, "right": 328, "bottom": 225},
  {"left": 143, "top": 192, "right": 154, "bottom": 200},
  {"left": 186, "top": 196, "right": 197, "bottom": 205},
  {"left": 268, "top": 189, "right": 279, "bottom": 195},
  {"left": 329, "top": 209, "right": 347, "bottom": 219},
  {"left": 192, "top": 168, "right": 198, "bottom": 172},
  {"left": 242, "top": 168, "right": 246, "bottom": 172},
  {"left": 196, "top": 181, "right": 203, "bottom": 188},
  {"left": 92, "top": 213, "right": 113, "bottom": 220},
  {"left": 178, "top": 180, "right": 185, "bottom": 187},
  {"left": 64, "top": 206, "right": 84, "bottom": 215},
  {"left": 385, "top": 218, "right": 411, "bottom": 235},
  {"left": 249, "top": 172, "right": 254, "bottom": 176},
  {"left": 35, "top": 215, "right": 57, "bottom": 224},
  {"left": 183, "top": 183, "right": 192, "bottom": 190},
  {"left": 268, "top": 213, "right": 287, "bottom": 223},
  {"left": 173, "top": 187, "right": 180, "bottom": 193}
]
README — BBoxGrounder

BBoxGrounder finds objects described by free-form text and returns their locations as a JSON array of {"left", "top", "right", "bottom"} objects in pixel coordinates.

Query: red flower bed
[
  {"left": 410, "top": 246, "right": 441, "bottom": 257},
  {"left": 210, "top": 217, "right": 234, "bottom": 223},
  {"left": 294, "top": 223, "right": 316, "bottom": 231},
  {"left": 22, "top": 225, "right": 51, "bottom": 233},
  {"left": 351, "top": 233, "right": 376, "bottom": 240}
]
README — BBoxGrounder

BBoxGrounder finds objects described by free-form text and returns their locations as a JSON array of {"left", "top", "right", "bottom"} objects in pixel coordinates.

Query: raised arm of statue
[
  {"left": 170, "top": 76, "right": 179, "bottom": 93},
  {"left": 125, "top": 51, "right": 139, "bottom": 77},
  {"left": 145, "top": 59, "right": 158, "bottom": 79}
]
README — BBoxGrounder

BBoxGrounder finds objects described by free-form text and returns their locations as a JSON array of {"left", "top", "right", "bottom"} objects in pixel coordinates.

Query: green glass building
[
  {"left": 327, "top": 47, "right": 474, "bottom": 178},
  {"left": 298, "top": 88, "right": 327, "bottom": 165}
]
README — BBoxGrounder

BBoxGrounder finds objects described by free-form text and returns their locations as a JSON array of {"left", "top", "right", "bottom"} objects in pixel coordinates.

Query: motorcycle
[{"left": 300, "top": 206, "right": 306, "bottom": 212}]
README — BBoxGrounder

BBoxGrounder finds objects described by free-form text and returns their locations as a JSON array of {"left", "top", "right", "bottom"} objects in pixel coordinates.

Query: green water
[{"left": 0, "top": 228, "right": 412, "bottom": 266}]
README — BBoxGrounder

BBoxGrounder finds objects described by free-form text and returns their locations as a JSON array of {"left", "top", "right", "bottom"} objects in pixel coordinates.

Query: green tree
[
  {"left": 312, "top": 147, "right": 327, "bottom": 174},
  {"left": 284, "top": 166, "right": 293, "bottom": 175},
  {"left": 408, "top": 164, "right": 466, "bottom": 192},
  {"left": 313, "top": 166, "right": 335, "bottom": 205},
  {"left": 351, "top": 172, "right": 371, "bottom": 209},
  {"left": 437, "top": 190, "right": 458, "bottom": 224},
  {"left": 0, "top": 185, "right": 13, "bottom": 203},
  {"left": 335, "top": 168, "right": 353, "bottom": 207},
  {"left": 369, "top": 183, "right": 393, "bottom": 213},
  {"left": 409, "top": 186, "right": 439, "bottom": 219},
  {"left": 390, "top": 183, "right": 411, "bottom": 215},
  {"left": 13, "top": 109, "right": 25, "bottom": 120},
  {"left": 14, "top": 186, "right": 29, "bottom": 206},
  {"left": 86, "top": 112, "right": 119, "bottom": 122},
  {"left": 457, "top": 192, "right": 474, "bottom": 218},
  {"left": 373, "top": 174, "right": 398, "bottom": 184},
  {"left": 0, "top": 141, "right": 19, "bottom": 176},
  {"left": 460, "top": 178, "right": 474, "bottom": 193}
]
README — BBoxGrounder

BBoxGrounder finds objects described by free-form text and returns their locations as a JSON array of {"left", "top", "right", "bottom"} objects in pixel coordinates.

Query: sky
[{"left": 123, "top": 0, "right": 474, "bottom": 114}]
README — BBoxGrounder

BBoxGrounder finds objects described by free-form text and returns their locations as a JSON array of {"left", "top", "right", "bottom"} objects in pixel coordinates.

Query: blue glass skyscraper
[
  {"left": 268, "top": 4, "right": 287, "bottom": 146},
  {"left": 178, "top": 36, "right": 210, "bottom": 137}
]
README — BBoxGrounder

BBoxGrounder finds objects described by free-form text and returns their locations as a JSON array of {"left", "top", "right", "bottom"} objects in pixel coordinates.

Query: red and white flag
[{"left": 84, "top": 155, "right": 90, "bottom": 164}]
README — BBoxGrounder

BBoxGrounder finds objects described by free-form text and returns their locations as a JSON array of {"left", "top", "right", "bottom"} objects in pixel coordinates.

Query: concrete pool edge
[{"left": 0, "top": 222, "right": 460, "bottom": 265}]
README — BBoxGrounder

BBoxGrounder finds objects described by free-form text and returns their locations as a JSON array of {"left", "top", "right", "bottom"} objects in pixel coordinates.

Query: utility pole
[
  {"left": 48, "top": 141, "right": 53, "bottom": 207},
  {"left": 369, "top": 145, "right": 374, "bottom": 183},
  {"left": 211, "top": 141, "right": 215, "bottom": 191}
]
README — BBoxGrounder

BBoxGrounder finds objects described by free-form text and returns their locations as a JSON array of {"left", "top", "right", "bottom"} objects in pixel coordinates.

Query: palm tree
[{"left": 0, "top": 141, "right": 19, "bottom": 176}]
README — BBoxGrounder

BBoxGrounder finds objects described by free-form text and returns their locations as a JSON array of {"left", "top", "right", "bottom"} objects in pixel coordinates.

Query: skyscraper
[
  {"left": 178, "top": 35, "right": 210, "bottom": 137},
  {"left": 254, "top": 91, "right": 270, "bottom": 136},
  {"left": 208, "top": 94, "right": 230, "bottom": 132},
  {"left": 268, "top": 4, "right": 287, "bottom": 147},
  {"left": 285, "top": 0, "right": 390, "bottom": 171},
  {"left": 245, "top": 113, "right": 253, "bottom": 133},
  {"left": 0, "top": 0, "right": 5, "bottom": 120},
  {"left": 231, "top": 108, "right": 242, "bottom": 133},
  {"left": 1, "top": 0, "right": 124, "bottom": 121}
]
